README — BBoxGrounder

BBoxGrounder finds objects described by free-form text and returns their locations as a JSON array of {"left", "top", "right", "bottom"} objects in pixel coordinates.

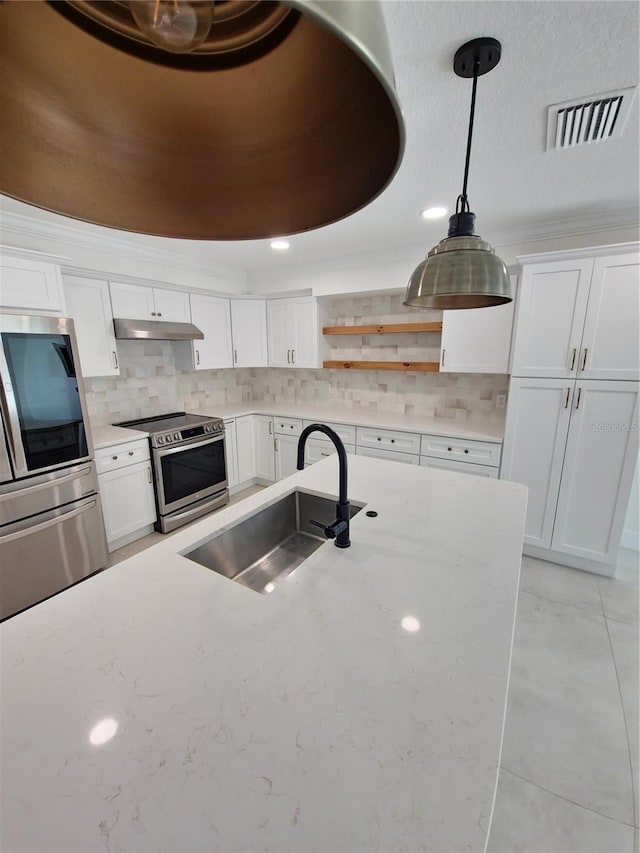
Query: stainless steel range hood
[{"left": 114, "top": 318, "right": 204, "bottom": 341}]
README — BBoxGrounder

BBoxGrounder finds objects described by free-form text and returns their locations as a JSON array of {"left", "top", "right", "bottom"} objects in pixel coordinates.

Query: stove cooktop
[{"left": 115, "top": 411, "right": 223, "bottom": 436}]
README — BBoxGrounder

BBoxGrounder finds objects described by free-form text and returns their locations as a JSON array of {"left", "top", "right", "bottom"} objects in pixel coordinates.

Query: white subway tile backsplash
[{"left": 85, "top": 293, "right": 508, "bottom": 428}]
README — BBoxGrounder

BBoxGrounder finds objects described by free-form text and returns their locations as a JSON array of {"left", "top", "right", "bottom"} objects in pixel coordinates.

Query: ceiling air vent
[{"left": 546, "top": 87, "right": 637, "bottom": 150}]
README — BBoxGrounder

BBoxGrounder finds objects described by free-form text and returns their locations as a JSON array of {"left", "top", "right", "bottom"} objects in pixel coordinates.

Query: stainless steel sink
[{"left": 183, "top": 490, "right": 364, "bottom": 594}]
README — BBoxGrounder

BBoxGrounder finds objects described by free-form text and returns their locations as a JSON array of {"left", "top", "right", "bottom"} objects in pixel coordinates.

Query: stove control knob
[
  {"left": 165, "top": 434, "right": 173, "bottom": 443},
  {"left": 174, "top": 432, "right": 180, "bottom": 440},
  {"left": 157, "top": 436, "right": 164, "bottom": 445},
  {"left": 204, "top": 424, "right": 211, "bottom": 433}
]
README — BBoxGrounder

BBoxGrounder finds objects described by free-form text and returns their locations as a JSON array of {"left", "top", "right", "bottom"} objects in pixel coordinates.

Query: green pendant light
[{"left": 404, "top": 38, "right": 512, "bottom": 310}]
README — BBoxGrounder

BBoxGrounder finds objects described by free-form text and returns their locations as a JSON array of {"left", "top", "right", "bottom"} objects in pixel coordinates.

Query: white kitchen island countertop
[{"left": 0, "top": 456, "right": 526, "bottom": 853}]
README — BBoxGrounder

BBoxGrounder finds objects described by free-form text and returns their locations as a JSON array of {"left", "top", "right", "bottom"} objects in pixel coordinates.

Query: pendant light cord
[{"left": 456, "top": 58, "right": 480, "bottom": 215}]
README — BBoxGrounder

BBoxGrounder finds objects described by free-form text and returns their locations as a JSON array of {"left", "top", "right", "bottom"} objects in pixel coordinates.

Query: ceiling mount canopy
[
  {"left": 0, "top": 0, "right": 404, "bottom": 240},
  {"left": 404, "top": 37, "right": 512, "bottom": 311}
]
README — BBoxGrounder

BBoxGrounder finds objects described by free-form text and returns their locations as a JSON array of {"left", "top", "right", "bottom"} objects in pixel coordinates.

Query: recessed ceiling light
[
  {"left": 401, "top": 615, "right": 421, "bottom": 633},
  {"left": 270, "top": 239, "right": 290, "bottom": 250},
  {"left": 89, "top": 717, "right": 118, "bottom": 746},
  {"left": 420, "top": 206, "right": 448, "bottom": 220}
]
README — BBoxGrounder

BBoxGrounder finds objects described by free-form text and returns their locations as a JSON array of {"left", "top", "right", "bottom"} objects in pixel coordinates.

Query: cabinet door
[
  {"left": 254, "top": 415, "right": 275, "bottom": 481},
  {"left": 440, "top": 274, "right": 516, "bottom": 373},
  {"left": 501, "top": 378, "right": 572, "bottom": 548},
  {"left": 552, "top": 380, "right": 639, "bottom": 563},
  {"left": 292, "top": 297, "right": 319, "bottom": 368},
  {"left": 190, "top": 294, "right": 232, "bottom": 369},
  {"left": 511, "top": 259, "right": 593, "bottom": 378},
  {"left": 0, "top": 255, "right": 63, "bottom": 312},
  {"left": 231, "top": 300, "right": 268, "bottom": 367},
  {"left": 267, "top": 299, "right": 294, "bottom": 367},
  {"left": 579, "top": 253, "right": 640, "bottom": 381},
  {"left": 152, "top": 288, "right": 191, "bottom": 323},
  {"left": 109, "top": 282, "right": 156, "bottom": 320},
  {"left": 99, "top": 461, "right": 156, "bottom": 549},
  {"left": 236, "top": 416, "right": 256, "bottom": 483},
  {"left": 224, "top": 420, "right": 239, "bottom": 488},
  {"left": 63, "top": 275, "right": 119, "bottom": 377},
  {"left": 275, "top": 434, "right": 299, "bottom": 480}
]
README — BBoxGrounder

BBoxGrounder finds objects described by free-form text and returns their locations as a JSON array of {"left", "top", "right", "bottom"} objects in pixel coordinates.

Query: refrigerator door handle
[
  {"left": 0, "top": 338, "right": 29, "bottom": 476},
  {"left": 0, "top": 416, "right": 13, "bottom": 483}
]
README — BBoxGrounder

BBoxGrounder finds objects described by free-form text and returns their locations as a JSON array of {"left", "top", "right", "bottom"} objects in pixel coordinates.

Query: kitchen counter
[
  {"left": 200, "top": 402, "right": 505, "bottom": 442},
  {"left": 91, "top": 423, "right": 150, "bottom": 449},
  {"left": 0, "top": 457, "right": 526, "bottom": 852}
]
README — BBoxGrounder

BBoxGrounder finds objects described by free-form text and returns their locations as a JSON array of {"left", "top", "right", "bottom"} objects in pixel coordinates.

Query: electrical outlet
[{"left": 496, "top": 394, "right": 507, "bottom": 409}]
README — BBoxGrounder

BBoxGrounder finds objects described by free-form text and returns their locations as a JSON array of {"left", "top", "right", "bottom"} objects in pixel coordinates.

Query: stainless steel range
[{"left": 116, "top": 412, "right": 228, "bottom": 533}]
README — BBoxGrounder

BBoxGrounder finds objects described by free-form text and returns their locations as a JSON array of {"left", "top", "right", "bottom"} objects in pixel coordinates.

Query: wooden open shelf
[
  {"left": 323, "top": 322, "right": 442, "bottom": 336},
  {"left": 323, "top": 360, "right": 440, "bottom": 372}
]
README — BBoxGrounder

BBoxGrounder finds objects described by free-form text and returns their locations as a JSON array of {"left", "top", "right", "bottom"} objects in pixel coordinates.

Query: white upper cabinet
[
  {"left": 511, "top": 258, "right": 593, "bottom": 378},
  {"left": 578, "top": 253, "right": 640, "bottom": 381},
  {"left": 511, "top": 247, "right": 639, "bottom": 381},
  {"left": 0, "top": 254, "right": 64, "bottom": 313},
  {"left": 63, "top": 275, "right": 119, "bottom": 377},
  {"left": 230, "top": 299, "right": 268, "bottom": 367},
  {"left": 266, "top": 296, "right": 320, "bottom": 368},
  {"left": 189, "top": 294, "right": 233, "bottom": 370},
  {"left": 440, "top": 273, "right": 517, "bottom": 373},
  {"left": 109, "top": 282, "right": 191, "bottom": 323}
]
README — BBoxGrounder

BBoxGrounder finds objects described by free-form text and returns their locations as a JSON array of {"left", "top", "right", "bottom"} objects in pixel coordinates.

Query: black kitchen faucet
[{"left": 296, "top": 424, "right": 351, "bottom": 548}]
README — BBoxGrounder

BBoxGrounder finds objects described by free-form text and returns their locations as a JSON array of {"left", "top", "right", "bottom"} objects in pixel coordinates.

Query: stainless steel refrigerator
[{"left": 0, "top": 315, "right": 108, "bottom": 620}]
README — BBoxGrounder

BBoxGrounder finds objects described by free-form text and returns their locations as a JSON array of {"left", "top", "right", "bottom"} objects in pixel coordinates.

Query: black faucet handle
[{"left": 308, "top": 518, "right": 348, "bottom": 540}]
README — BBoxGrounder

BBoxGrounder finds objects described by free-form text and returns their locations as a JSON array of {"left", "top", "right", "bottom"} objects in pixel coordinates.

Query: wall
[
  {"left": 247, "top": 225, "right": 640, "bottom": 297},
  {"left": 622, "top": 457, "right": 639, "bottom": 551},
  {"left": 85, "top": 293, "right": 507, "bottom": 431}
]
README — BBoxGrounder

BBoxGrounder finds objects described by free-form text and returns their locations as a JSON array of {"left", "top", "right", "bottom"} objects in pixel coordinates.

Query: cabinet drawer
[
  {"left": 356, "top": 446, "right": 420, "bottom": 465},
  {"left": 420, "top": 434, "right": 502, "bottom": 467},
  {"left": 305, "top": 439, "right": 355, "bottom": 465},
  {"left": 419, "top": 457, "right": 499, "bottom": 478},
  {"left": 302, "top": 421, "right": 357, "bottom": 446},
  {"left": 356, "top": 426, "right": 421, "bottom": 455},
  {"left": 95, "top": 439, "right": 150, "bottom": 474},
  {"left": 274, "top": 417, "right": 303, "bottom": 436}
]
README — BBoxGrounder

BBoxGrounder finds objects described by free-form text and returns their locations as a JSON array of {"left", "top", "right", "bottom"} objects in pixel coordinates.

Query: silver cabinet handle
[
  {"left": 268, "top": 421, "right": 273, "bottom": 435},
  {"left": 147, "top": 466, "right": 152, "bottom": 483},
  {"left": 274, "top": 438, "right": 278, "bottom": 451},
  {"left": 581, "top": 348, "right": 588, "bottom": 371},
  {"left": 291, "top": 349, "right": 295, "bottom": 364},
  {"left": 569, "top": 347, "right": 577, "bottom": 371},
  {"left": 234, "top": 349, "right": 237, "bottom": 364},
  {"left": 564, "top": 387, "right": 571, "bottom": 408},
  {"left": 321, "top": 452, "right": 330, "bottom": 457},
  {"left": 287, "top": 349, "right": 291, "bottom": 364},
  {"left": 575, "top": 387, "right": 582, "bottom": 409},
  {"left": 112, "top": 350, "right": 119, "bottom": 369},
  {"left": 196, "top": 349, "right": 200, "bottom": 365},
  {"left": 442, "top": 348, "right": 446, "bottom": 367}
]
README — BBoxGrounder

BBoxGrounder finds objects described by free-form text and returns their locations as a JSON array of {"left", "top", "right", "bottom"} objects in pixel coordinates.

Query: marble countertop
[
  {"left": 1, "top": 457, "right": 526, "bottom": 852},
  {"left": 91, "top": 424, "right": 150, "bottom": 449},
  {"left": 198, "top": 402, "right": 506, "bottom": 442}
]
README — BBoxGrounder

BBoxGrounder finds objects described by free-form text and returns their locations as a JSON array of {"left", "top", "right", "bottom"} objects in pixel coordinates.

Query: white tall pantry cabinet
[{"left": 502, "top": 244, "right": 639, "bottom": 575}]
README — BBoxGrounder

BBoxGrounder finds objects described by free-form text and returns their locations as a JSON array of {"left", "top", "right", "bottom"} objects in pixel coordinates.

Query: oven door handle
[{"left": 155, "top": 433, "right": 224, "bottom": 457}]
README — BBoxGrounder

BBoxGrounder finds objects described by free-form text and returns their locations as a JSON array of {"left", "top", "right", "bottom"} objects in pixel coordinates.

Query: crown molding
[
  {"left": 517, "top": 241, "right": 640, "bottom": 264},
  {"left": 0, "top": 211, "right": 246, "bottom": 283}
]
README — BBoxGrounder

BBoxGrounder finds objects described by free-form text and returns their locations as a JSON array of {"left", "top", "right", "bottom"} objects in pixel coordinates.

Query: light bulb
[{"left": 130, "top": 1, "right": 212, "bottom": 53}]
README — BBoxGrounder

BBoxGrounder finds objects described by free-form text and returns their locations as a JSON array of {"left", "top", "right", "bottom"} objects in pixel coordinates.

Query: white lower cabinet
[
  {"left": 420, "top": 457, "right": 499, "bottom": 478},
  {"left": 356, "top": 446, "right": 420, "bottom": 465},
  {"left": 502, "top": 378, "right": 639, "bottom": 566},
  {"left": 223, "top": 420, "right": 239, "bottom": 488},
  {"left": 63, "top": 275, "right": 119, "bottom": 377},
  {"left": 254, "top": 415, "right": 275, "bottom": 482},
  {"left": 275, "top": 433, "right": 300, "bottom": 480},
  {"left": 96, "top": 439, "right": 156, "bottom": 551},
  {"left": 236, "top": 416, "right": 256, "bottom": 484}
]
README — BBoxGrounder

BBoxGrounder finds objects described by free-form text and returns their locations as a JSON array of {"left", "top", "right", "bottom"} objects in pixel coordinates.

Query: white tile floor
[{"left": 110, "top": 494, "right": 639, "bottom": 853}]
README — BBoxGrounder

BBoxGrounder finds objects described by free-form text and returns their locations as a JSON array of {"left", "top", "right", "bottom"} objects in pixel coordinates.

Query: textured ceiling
[{"left": 2, "top": 0, "right": 639, "bottom": 273}]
